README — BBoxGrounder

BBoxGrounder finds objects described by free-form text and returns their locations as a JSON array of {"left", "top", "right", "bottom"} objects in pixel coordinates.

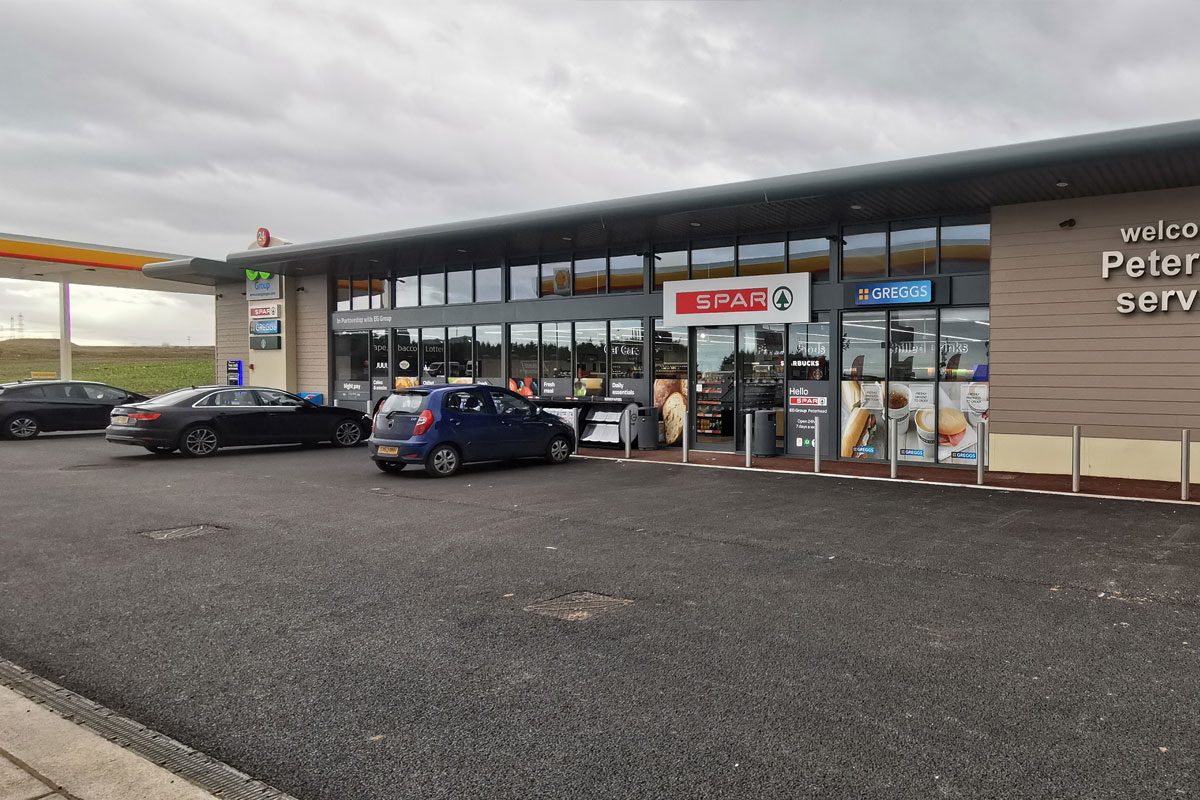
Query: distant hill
[{"left": 0, "top": 338, "right": 216, "bottom": 394}]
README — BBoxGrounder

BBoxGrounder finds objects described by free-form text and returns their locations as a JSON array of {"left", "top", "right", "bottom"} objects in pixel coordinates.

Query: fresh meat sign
[{"left": 663, "top": 273, "right": 811, "bottom": 327}]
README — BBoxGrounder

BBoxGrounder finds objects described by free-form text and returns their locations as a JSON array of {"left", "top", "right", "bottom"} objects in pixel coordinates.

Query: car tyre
[
  {"left": 546, "top": 435, "right": 572, "bottom": 464},
  {"left": 144, "top": 445, "right": 175, "bottom": 455},
  {"left": 331, "top": 419, "right": 365, "bottom": 447},
  {"left": 425, "top": 443, "right": 460, "bottom": 478},
  {"left": 179, "top": 424, "right": 220, "bottom": 458},
  {"left": 375, "top": 460, "right": 405, "bottom": 474},
  {"left": 3, "top": 415, "right": 40, "bottom": 440}
]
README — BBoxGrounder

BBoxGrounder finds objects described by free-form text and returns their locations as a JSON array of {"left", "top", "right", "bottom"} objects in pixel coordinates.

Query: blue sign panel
[
  {"left": 251, "top": 319, "right": 281, "bottom": 335},
  {"left": 853, "top": 279, "right": 933, "bottom": 307}
]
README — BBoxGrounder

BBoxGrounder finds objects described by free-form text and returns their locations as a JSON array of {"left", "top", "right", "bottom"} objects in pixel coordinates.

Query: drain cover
[
  {"left": 138, "top": 524, "right": 226, "bottom": 541},
  {"left": 524, "top": 591, "right": 633, "bottom": 621}
]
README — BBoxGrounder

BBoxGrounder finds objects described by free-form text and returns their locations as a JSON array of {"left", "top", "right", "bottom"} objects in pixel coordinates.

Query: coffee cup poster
[{"left": 839, "top": 379, "right": 988, "bottom": 464}]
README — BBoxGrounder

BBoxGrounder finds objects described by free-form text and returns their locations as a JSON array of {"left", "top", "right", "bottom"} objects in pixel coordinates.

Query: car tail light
[
  {"left": 372, "top": 414, "right": 382, "bottom": 432},
  {"left": 127, "top": 412, "right": 161, "bottom": 421},
  {"left": 412, "top": 409, "right": 434, "bottom": 436}
]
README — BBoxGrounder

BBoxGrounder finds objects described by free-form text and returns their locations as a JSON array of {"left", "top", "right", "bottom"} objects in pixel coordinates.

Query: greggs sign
[{"left": 663, "top": 273, "right": 811, "bottom": 327}]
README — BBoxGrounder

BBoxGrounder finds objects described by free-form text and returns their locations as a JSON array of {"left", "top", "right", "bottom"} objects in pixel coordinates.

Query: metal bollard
[
  {"left": 1183, "top": 429, "right": 1191, "bottom": 501},
  {"left": 745, "top": 412, "right": 753, "bottom": 469},
  {"left": 681, "top": 410, "right": 689, "bottom": 463},
  {"left": 623, "top": 408, "right": 631, "bottom": 460},
  {"left": 977, "top": 420, "right": 987, "bottom": 485},
  {"left": 889, "top": 422, "right": 898, "bottom": 479},
  {"left": 813, "top": 416, "right": 821, "bottom": 474},
  {"left": 1071, "top": 425, "right": 1081, "bottom": 493}
]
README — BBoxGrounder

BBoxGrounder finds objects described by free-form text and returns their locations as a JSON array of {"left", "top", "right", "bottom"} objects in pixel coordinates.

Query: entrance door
[
  {"left": 736, "top": 325, "right": 785, "bottom": 451},
  {"left": 692, "top": 326, "right": 736, "bottom": 450}
]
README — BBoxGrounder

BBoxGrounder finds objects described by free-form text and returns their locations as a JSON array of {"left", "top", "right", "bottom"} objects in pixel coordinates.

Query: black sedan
[
  {"left": 1, "top": 380, "right": 148, "bottom": 440},
  {"left": 105, "top": 385, "right": 370, "bottom": 457}
]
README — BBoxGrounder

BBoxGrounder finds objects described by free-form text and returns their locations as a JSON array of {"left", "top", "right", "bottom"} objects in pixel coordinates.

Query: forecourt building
[{"left": 146, "top": 119, "right": 1200, "bottom": 483}]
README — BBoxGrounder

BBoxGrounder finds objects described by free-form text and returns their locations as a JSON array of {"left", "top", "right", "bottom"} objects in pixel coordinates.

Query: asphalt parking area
[{"left": 1, "top": 434, "right": 1198, "bottom": 799}]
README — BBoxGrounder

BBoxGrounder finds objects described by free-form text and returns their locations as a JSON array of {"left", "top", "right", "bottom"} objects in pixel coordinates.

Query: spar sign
[{"left": 663, "top": 273, "right": 811, "bottom": 327}]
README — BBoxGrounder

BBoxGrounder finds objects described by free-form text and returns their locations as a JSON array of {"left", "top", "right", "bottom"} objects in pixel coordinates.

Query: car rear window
[
  {"left": 142, "top": 388, "right": 203, "bottom": 405},
  {"left": 380, "top": 392, "right": 428, "bottom": 414}
]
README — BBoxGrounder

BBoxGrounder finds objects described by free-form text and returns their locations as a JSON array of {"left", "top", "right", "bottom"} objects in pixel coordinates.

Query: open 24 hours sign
[{"left": 663, "top": 274, "right": 812, "bottom": 327}]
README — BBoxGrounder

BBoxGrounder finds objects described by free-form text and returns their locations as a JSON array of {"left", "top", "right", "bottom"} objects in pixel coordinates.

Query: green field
[{"left": 0, "top": 339, "right": 216, "bottom": 395}]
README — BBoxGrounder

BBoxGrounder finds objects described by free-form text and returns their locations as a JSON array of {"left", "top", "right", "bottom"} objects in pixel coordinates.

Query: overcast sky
[{"left": 3, "top": 0, "right": 1200, "bottom": 345}]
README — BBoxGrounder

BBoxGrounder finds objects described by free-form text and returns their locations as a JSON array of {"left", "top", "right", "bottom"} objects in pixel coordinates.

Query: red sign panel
[
  {"left": 249, "top": 305, "right": 278, "bottom": 319},
  {"left": 675, "top": 287, "right": 768, "bottom": 315}
]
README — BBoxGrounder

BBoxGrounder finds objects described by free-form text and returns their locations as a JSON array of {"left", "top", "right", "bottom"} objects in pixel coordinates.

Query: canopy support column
[{"left": 59, "top": 281, "right": 72, "bottom": 379}]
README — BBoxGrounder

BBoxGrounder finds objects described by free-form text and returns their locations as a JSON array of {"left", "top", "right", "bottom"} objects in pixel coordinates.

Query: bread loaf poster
[
  {"left": 653, "top": 378, "right": 688, "bottom": 446},
  {"left": 839, "top": 380, "right": 886, "bottom": 459}
]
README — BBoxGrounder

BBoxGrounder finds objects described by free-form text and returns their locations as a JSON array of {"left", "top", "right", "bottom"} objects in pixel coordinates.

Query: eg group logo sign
[
  {"left": 664, "top": 273, "right": 811, "bottom": 327},
  {"left": 245, "top": 268, "right": 281, "bottom": 301}
]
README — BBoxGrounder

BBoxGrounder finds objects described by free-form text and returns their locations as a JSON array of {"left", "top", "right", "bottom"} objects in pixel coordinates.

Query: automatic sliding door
[
  {"left": 737, "top": 325, "right": 785, "bottom": 450},
  {"left": 694, "top": 326, "right": 735, "bottom": 450}
]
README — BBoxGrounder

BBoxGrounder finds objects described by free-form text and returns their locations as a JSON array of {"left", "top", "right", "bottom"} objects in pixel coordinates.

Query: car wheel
[
  {"left": 424, "top": 444, "right": 460, "bottom": 478},
  {"left": 332, "top": 419, "right": 364, "bottom": 447},
  {"left": 179, "top": 425, "right": 220, "bottom": 458},
  {"left": 144, "top": 446, "right": 175, "bottom": 455},
  {"left": 3, "top": 415, "right": 40, "bottom": 440},
  {"left": 375, "top": 460, "right": 404, "bottom": 474},
  {"left": 546, "top": 435, "right": 572, "bottom": 464}
]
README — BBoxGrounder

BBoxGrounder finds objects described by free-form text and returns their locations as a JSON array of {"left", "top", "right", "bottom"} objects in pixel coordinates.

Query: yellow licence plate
[{"left": 377, "top": 446, "right": 399, "bottom": 456}]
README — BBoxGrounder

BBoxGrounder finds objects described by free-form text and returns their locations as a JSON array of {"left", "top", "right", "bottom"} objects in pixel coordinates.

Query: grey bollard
[
  {"left": 813, "top": 416, "right": 821, "bottom": 474},
  {"left": 745, "top": 412, "right": 753, "bottom": 469},
  {"left": 1071, "top": 425, "right": 1081, "bottom": 493},
  {"left": 1183, "top": 429, "right": 1191, "bottom": 501}
]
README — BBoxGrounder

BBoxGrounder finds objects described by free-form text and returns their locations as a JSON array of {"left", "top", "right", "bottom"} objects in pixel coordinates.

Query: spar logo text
[{"left": 676, "top": 287, "right": 768, "bottom": 314}]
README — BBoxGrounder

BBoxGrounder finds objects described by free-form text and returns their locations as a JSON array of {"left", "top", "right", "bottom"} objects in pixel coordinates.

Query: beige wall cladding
[
  {"left": 214, "top": 284, "right": 247, "bottom": 383},
  {"left": 293, "top": 274, "right": 329, "bottom": 396},
  {"left": 990, "top": 185, "right": 1200, "bottom": 479}
]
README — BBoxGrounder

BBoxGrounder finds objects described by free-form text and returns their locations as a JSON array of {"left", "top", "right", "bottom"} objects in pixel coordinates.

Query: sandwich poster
[{"left": 840, "top": 380, "right": 886, "bottom": 459}]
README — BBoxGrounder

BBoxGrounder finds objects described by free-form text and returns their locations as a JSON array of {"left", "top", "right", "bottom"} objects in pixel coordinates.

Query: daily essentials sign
[
  {"left": 663, "top": 273, "right": 811, "bottom": 327},
  {"left": 853, "top": 280, "right": 933, "bottom": 307}
]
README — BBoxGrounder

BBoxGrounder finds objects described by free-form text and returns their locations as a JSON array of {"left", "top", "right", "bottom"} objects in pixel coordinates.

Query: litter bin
[
  {"left": 752, "top": 409, "right": 777, "bottom": 456},
  {"left": 635, "top": 406, "right": 660, "bottom": 450}
]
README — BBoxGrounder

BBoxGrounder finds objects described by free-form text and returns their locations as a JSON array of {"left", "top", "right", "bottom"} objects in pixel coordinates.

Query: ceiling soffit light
[
  {"left": 1055, "top": 180, "right": 1070, "bottom": 188},
  {"left": 849, "top": 204, "right": 863, "bottom": 211}
]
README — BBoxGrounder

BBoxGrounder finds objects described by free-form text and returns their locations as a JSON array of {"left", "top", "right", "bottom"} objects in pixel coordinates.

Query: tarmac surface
[{"left": 0, "top": 434, "right": 1197, "bottom": 799}]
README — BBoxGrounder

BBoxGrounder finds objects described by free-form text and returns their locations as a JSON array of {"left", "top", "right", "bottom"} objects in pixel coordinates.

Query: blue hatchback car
[{"left": 368, "top": 384, "right": 576, "bottom": 477}]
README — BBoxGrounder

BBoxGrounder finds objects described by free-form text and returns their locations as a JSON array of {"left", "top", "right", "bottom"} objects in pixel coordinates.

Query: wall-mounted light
[{"left": 1059, "top": 218, "right": 1076, "bottom": 228}]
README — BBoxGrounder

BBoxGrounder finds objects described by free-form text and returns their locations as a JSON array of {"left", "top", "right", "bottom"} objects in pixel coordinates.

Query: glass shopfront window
[
  {"left": 840, "top": 310, "right": 887, "bottom": 462},
  {"left": 609, "top": 319, "right": 644, "bottom": 380},
  {"left": 540, "top": 322, "right": 572, "bottom": 396},
  {"left": 653, "top": 246, "right": 688, "bottom": 289},
  {"left": 573, "top": 320, "right": 606, "bottom": 397},
  {"left": 653, "top": 319, "right": 688, "bottom": 447},
  {"left": 333, "top": 331, "right": 369, "bottom": 381},
  {"left": 938, "top": 308, "right": 989, "bottom": 466},
  {"left": 447, "top": 263, "right": 473, "bottom": 304},
  {"left": 475, "top": 325, "right": 503, "bottom": 385},
  {"left": 420, "top": 327, "right": 446, "bottom": 383},
  {"left": 609, "top": 252, "right": 645, "bottom": 294},
  {"left": 540, "top": 258, "right": 571, "bottom": 298},
  {"left": 394, "top": 265, "right": 419, "bottom": 308},
  {"left": 508, "top": 323, "right": 539, "bottom": 397},
  {"left": 889, "top": 221, "right": 937, "bottom": 277},
  {"left": 788, "top": 320, "right": 830, "bottom": 381},
  {"left": 842, "top": 227, "right": 886, "bottom": 279},
  {"left": 574, "top": 255, "right": 607, "bottom": 296},
  {"left": 447, "top": 326, "right": 473, "bottom": 383},
  {"left": 335, "top": 277, "right": 352, "bottom": 311},
  {"left": 393, "top": 327, "right": 419, "bottom": 389},
  {"left": 888, "top": 309, "right": 938, "bottom": 464},
  {"left": 788, "top": 236, "right": 831, "bottom": 281},
  {"left": 420, "top": 266, "right": 445, "bottom": 306},
  {"left": 475, "top": 263, "right": 502, "bottom": 303},
  {"left": 509, "top": 259, "right": 538, "bottom": 301},
  {"left": 691, "top": 244, "right": 735, "bottom": 281},
  {"left": 941, "top": 219, "right": 991, "bottom": 274},
  {"left": 738, "top": 239, "right": 785, "bottom": 276}
]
